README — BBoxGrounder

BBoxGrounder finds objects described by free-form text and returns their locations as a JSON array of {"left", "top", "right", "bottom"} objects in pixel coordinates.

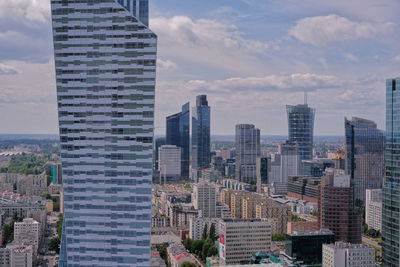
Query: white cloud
[
  {"left": 0, "top": 0, "right": 50, "bottom": 23},
  {"left": 289, "top": 14, "right": 395, "bottom": 46},
  {"left": 0, "top": 63, "right": 19, "bottom": 75},
  {"left": 157, "top": 59, "right": 178, "bottom": 71},
  {"left": 344, "top": 53, "right": 359, "bottom": 62},
  {"left": 394, "top": 55, "right": 400, "bottom": 62}
]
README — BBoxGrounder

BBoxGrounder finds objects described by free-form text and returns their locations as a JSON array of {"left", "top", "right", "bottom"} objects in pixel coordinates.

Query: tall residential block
[
  {"left": 166, "top": 102, "right": 190, "bottom": 179},
  {"left": 383, "top": 78, "right": 400, "bottom": 266},
  {"left": 256, "top": 156, "right": 269, "bottom": 192},
  {"left": 192, "top": 182, "right": 217, "bottom": 218},
  {"left": 14, "top": 218, "right": 40, "bottom": 253},
  {"left": 235, "top": 124, "right": 260, "bottom": 183},
  {"left": 219, "top": 218, "right": 272, "bottom": 266},
  {"left": 286, "top": 104, "right": 315, "bottom": 161},
  {"left": 192, "top": 95, "right": 211, "bottom": 181},
  {"left": 279, "top": 141, "right": 300, "bottom": 183},
  {"left": 345, "top": 117, "right": 385, "bottom": 205},
  {"left": 366, "top": 189, "right": 382, "bottom": 232},
  {"left": 51, "top": 0, "right": 157, "bottom": 265},
  {"left": 158, "top": 145, "right": 182, "bottom": 183}
]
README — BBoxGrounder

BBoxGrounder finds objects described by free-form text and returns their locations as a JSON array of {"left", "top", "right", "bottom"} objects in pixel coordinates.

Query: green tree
[
  {"left": 155, "top": 244, "right": 168, "bottom": 264},
  {"left": 183, "top": 238, "right": 193, "bottom": 252},
  {"left": 2, "top": 224, "right": 12, "bottom": 245},
  {"left": 192, "top": 240, "right": 204, "bottom": 254},
  {"left": 181, "top": 262, "right": 196, "bottom": 267},
  {"left": 272, "top": 233, "right": 286, "bottom": 241},
  {"left": 202, "top": 224, "right": 208, "bottom": 240},
  {"left": 49, "top": 236, "right": 60, "bottom": 254},
  {"left": 209, "top": 223, "right": 216, "bottom": 242}
]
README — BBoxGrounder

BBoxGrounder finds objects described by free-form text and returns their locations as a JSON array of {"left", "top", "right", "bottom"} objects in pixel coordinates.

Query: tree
[
  {"left": 155, "top": 244, "right": 168, "bottom": 264},
  {"left": 202, "top": 224, "right": 208, "bottom": 240},
  {"left": 209, "top": 223, "right": 216, "bottom": 242},
  {"left": 2, "top": 224, "right": 12, "bottom": 245},
  {"left": 192, "top": 240, "right": 204, "bottom": 254},
  {"left": 272, "top": 233, "right": 286, "bottom": 241},
  {"left": 183, "top": 238, "right": 193, "bottom": 252},
  {"left": 49, "top": 236, "right": 60, "bottom": 254},
  {"left": 181, "top": 262, "right": 196, "bottom": 267}
]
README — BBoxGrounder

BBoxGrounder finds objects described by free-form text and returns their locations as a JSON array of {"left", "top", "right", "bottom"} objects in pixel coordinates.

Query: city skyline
[{"left": 1, "top": 0, "right": 399, "bottom": 135}]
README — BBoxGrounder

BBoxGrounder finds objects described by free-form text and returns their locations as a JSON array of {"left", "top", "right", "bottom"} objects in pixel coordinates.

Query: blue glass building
[
  {"left": 192, "top": 95, "right": 211, "bottom": 181},
  {"left": 166, "top": 102, "right": 190, "bottom": 179},
  {"left": 344, "top": 117, "right": 385, "bottom": 205},
  {"left": 51, "top": 0, "right": 156, "bottom": 265},
  {"left": 286, "top": 104, "right": 315, "bottom": 161},
  {"left": 382, "top": 78, "right": 400, "bottom": 266}
]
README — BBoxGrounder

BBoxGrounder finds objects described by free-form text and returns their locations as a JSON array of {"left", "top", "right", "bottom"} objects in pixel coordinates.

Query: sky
[{"left": 0, "top": 0, "right": 399, "bottom": 135}]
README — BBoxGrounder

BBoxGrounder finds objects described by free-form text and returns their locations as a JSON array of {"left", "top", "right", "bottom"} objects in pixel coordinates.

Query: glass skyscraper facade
[
  {"left": 383, "top": 78, "right": 400, "bottom": 266},
  {"left": 166, "top": 102, "right": 190, "bottom": 179},
  {"left": 286, "top": 104, "right": 315, "bottom": 161},
  {"left": 344, "top": 117, "right": 385, "bottom": 205},
  {"left": 192, "top": 95, "right": 211, "bottom": 181},
  {"left": 235, "top": 124, "right": 260, "bottom": 183},
  {"left": 51, "top": 0, "right": 157, "bottom": 266}
]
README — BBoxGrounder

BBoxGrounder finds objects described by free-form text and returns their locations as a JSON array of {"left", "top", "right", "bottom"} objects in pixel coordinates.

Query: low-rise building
[
  {"left": 0, "top": 243, "right": 33, "bottom": 267},
  {"left": 151, "top": 248, "right": 167, "bottom": 267},
  {"left": 285, "top": 230, "right": 335, "bottom": 265},
  {"left": 322, "top": 242, "right": 375, "bottom": 267},
  {"left": 14, "top": 218, "right": 40, "bottom": 253},
  {"left": 287, "top": 221, "right": 319, "bottom": 234},
  {"left": 167, "top": 243, "right": 198, "bottom": 267},
  {"left": 189, "top": 217, "right": 220, "bottom": 240},
  {"left": 219, "top": 218, "right": 272, "bottom": 266}
]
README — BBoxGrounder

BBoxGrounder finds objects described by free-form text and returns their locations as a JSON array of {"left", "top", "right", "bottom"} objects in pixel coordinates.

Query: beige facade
[{"left": 255, "top": 199, "right": 291, "bottom": 234}]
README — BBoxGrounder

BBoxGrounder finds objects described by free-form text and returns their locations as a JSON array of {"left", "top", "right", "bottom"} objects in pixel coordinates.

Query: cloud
[
  {"left": 344, "top": 53, "right": 359, "bottom": 62},
  {"left": 394, "top": 55, "right": 400, "bottom": 62},
  {"left": 289, "top": 14, "right": 395, "bottom": 46},
  {"left": 157, "top": 59, "right": 178, "bottom": 71},
  {"left": 0, "top": 0, "right": 50, "bottom": 23},
  {"left": 0, "top": 63, "right": 19, "bottom": 75}
]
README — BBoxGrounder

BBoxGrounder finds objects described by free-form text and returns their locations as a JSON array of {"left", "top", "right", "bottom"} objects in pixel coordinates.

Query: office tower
[
  {"left": 166, "top": 102, "right": 190, "bottom": 179},
  {"left": 279, "top": 141, "right": 300, "bottom": 183},
  {"left": 318, "top": 176, "right": 361, "bottom": 244},
  {"left": 286, "top": 103, "right": 316, "bottom": 161},
  {"left": 192, "top": 95, "right": 211, "bottom": 181},
  {"left": 286, "top": 230, "right": 335, "bottom": 266},
  {"left": 153, "top": 137, "right": 166, "bottom": 172},
  {"left": 158, "top": 145, "right": 182, "bottom": 183},
  {"left": 323, "top": 242, "right": 375, "bottom": 267},
  {"left": 383, "top": 78, "right": 400, "bottom": 266},
  {"left": 256, "top": 156, "right": 269, "bottom": 192},
  {"left": 219, "top": 218, "right": 272, "bottom": 266},
  {"left": 365, "top": 189, "right": 382, "bottom": 231},
  {"left": 235, "top": 124, "right": 260, "bottom": 183},
  {"left": 345, "top": 117, "right": 385, "bottom": 205},
  {"left": 192, "top": 181, "right": 217, "bottom": 218},
  {"left": 51, "top": 0, "right": 157, "bottom": 265}
]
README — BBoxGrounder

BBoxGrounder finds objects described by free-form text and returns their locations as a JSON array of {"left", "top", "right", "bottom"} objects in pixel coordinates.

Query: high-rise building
[
  {"left": 219, "top": 218, "right": 272, "bottom": 265},
  {"left": 318, "top": 176, "right": 361, "bottom": 244},
  {"left": 235, "top": 124, "right": 260, "bottom": 183},
  {"left": 51, "top": 0, "right": 157, "bottom": 265},
  {"left": 192, "top": 181, "right": 217, "bottom": 218},
  {"left": 166, "top": 102, "right": 190, "bottom": 179},
  {"left": 383, "top": 78, "right": 400, "bottom": 266},
  {"left": 279, "top": 141, "right": 301, "bottom": 183},
  {"left": 153, "top": 137, "right": 166, "bottom": 173},
  {"left": 256, "top": 156, "right": 269, "bottom": 193},
  {"left": 323, "top": 242, "right": 375, "bottom": 267},
  {"left": 158, "top": 145, "right": 182, "bottom": 183},
  {"left": 345, "top": 117, "right": 385, "bottom": 205},
  {"left": 192, "top": 95, "right": 211, "bottom": 181},
  {"left": 286, "top": 104, "right": 316, "bottom": 161}
]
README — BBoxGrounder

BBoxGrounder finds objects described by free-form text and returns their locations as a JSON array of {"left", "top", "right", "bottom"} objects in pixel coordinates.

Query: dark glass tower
[
  {"left": 286, "top": 104, "right": 315, "bottom": 161},
  {"left": 382, "top": 78, "right": 400, "bottom": 266},
  {"left": 166, "top": 102, "right": 190, "bottom": 179},
  {"left": 344, "top": 117, "right": 385, "bottom": 206},
  {"left": 192, "top": 95, "right": 211, "bottom": 181}
]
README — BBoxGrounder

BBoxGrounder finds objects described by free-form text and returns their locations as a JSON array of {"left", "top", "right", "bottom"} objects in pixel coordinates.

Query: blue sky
[{"left": 0, "top": 0, "right": 399, "bottom": 135}]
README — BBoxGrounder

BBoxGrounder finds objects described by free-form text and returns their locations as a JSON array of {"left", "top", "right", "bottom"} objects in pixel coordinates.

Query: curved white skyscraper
[{"left": 50, "top": 0, "right": 157, "bottom": 266}]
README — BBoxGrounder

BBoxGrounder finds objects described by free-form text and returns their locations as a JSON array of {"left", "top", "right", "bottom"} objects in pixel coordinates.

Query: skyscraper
[
  {"left": 192, "top": 95, "right": 211, "bottom": 181},
  {"left": 382, "top": 78, "right": 400, "bottom": 266},
  {"left": 166, "top": 102, "right": 190, "bottom": 179},
  {"left": 279, "top": 141, "right": 301, "bottom": 183},
  {"left": 286, "top": 104, "right": 316, "bottom": 161},
  {"left": 235, "top": 124, "right": 260, "bottom": 183},
  {"left": 344, "top": 117, "right": 385, "bottom": 205},
  {"left": 51, "top": 0, "right": 156, "bottom": 266}
]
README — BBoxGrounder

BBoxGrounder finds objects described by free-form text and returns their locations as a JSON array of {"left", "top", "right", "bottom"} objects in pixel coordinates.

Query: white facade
[
  {"left": 366, "top": 189, "right": 382, "bottom": 231},
  {"left": 219, "top": 219, "right": 272, "bottom": 266},
  {"left": 279, "top": 142, "right": 300, "bottom": 183},
  {"left": 14, "top": 218, "right": 40, "bottom": 253},
  {"left": 192, "top": 182, "right": 217, "bottom": 218},
  {"left": 159, "top": 145, "right": 182, "bottom": 183},
  {"left": 50, "top": 0, "right": 156, "bottom": 265},
  {"left": 323, "top": 242, "right": 375, "bottom": 267},
  {"left": 0, "top": 244, "right": 33, "bottom": 267},
  {"left": 189, "top": 217, "right": 220, "bottom": 240}
]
